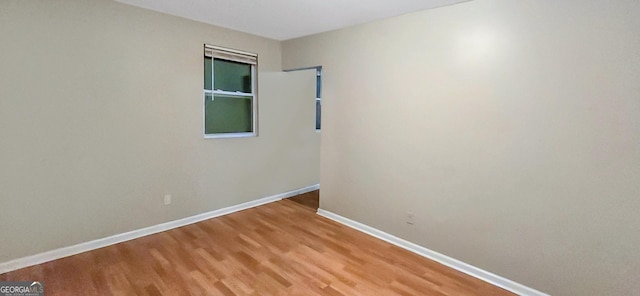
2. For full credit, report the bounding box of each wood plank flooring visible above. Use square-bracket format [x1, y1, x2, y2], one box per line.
[0, 198, 514, 295]
[287, 190, 319, 210]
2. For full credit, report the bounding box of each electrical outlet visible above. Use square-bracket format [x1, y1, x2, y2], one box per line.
[164, 194, 172, 205]
[406, 211, 414, 225]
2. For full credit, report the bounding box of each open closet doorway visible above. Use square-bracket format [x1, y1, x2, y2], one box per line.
[283, 66, 322, 210]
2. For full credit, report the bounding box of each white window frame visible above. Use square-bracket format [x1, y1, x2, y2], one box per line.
[204, 45, 258, 139]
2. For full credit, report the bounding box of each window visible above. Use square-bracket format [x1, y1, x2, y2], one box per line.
[315, 68, 322, 131]
[204, 45, 257, 138]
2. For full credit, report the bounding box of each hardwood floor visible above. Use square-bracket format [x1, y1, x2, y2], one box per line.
[0, 198, 513, 295]
[287, 190, 319, 210]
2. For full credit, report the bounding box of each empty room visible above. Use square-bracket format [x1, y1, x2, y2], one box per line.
[1, 0, 638, 295]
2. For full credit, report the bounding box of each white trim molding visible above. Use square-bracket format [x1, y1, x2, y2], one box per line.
[0, 184, 320, 274]
[316, 209, 549, 296]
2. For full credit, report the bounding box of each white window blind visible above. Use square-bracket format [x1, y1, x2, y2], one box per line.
[204, 45, 257, 65]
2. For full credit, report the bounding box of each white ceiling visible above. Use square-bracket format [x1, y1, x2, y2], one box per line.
[114, 0, 470, 40]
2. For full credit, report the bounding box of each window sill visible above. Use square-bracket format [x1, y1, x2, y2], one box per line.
[204, 132, 256, 139]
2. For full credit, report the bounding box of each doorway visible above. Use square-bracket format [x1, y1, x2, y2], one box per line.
[283, 66, 322, 210]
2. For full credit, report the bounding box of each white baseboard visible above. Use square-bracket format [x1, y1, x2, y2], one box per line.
[0, 184, 320, 274]
[282, 183, 319, 198]
[316, 209, 549, 296]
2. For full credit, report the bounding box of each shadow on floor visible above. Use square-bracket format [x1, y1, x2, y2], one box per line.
[288, 190, 319, 210]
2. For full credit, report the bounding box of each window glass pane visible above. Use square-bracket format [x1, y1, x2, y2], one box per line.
[205, 94, 253, 134]
[316, 74, 321, 98]
[214, 59, 252, 93]
[204, 57, 212, 90]
[316, 100, 321, 130]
